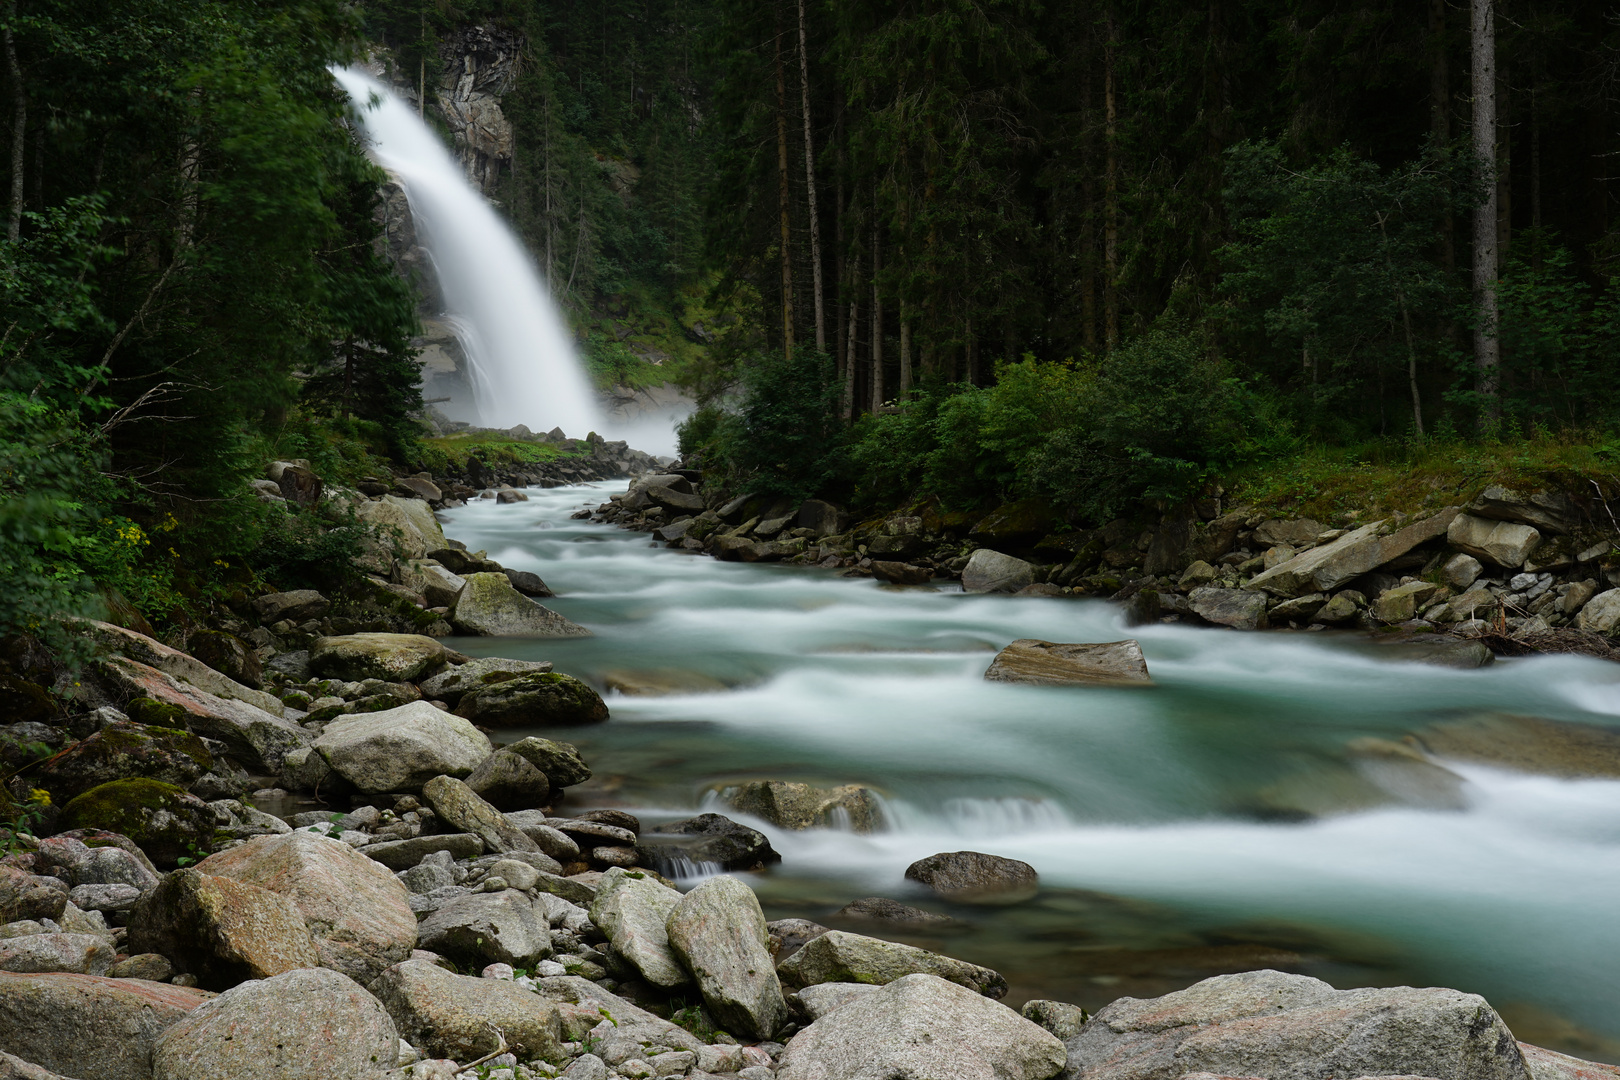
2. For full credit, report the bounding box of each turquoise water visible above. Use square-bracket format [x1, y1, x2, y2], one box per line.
[440, 482, 1620, 1058]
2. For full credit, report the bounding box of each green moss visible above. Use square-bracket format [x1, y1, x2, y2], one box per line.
[125, 697, 189, 727]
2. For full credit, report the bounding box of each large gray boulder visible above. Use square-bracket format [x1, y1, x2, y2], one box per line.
[354, 495, 446, 559]
[504, 737, 592, 788]
[33, 837, 159, 894]
[0, 934, 114, 976]
[77, 620, 286, 716]
[360, 834, 484, 872]
[453, 672, 609, 728]
[983, 639, 1151, 687]
[721, 780, 883, 833]
[1058, 968, 1530, 1080]
[588, 867, 689, 989]
[1189, 587, 1270, 630]
[417, 889, 550, 969]
[962, 549, 1037, 594]
[193, 832, 416, 985]
[1248, 509, 1459, 598]
[905, 850, 1039, 902]
[151, 967, 398, 1080]
[369, 958, 563, 1062]
[420, 775, 543, 856]
[777, 929, 1008, 999]
[450, 572, 592, 637]
[463, 749, 551, 810]
[0, 971, 211, 1080]
[777, 973, 1066, 1080]
[309, 633, 446, 683]
[640, 813, 780, 872]
[126, 869, 319, 992]
[1467, 484, 1578, 534]
[1447, 513, 1542, 569]
[665, 875, 788, 1041]
[529, 974, 704, 1053]
[314, 702, 491, 794]
[1576, 589, 1620, 635]
[417, 657, 554, 703]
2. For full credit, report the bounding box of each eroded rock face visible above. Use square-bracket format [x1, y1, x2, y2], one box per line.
[1057, 968, 1530, 1080]
[722, 780, 883, 833]
[194, 832, 416, 985]
[962, 549, 1037, 594]
[0, 971, 211, 1080]
[369, 958, 563, 1062]
[665, 874, 788, 1041]
[152, 967, 398, 1080]
[906, 850, 1039, 902]
[314, 702, 491, 794]
[776, 973, 1065, 1080]
[127, 868, 319, 991]
[453, 672, 609, 728]
[777, 929, 1008, 999]
[983, 639, 1152, 687]
[1248, 509, 1459, 598]
[588, 867, 689, 989]
[450, 573, 592, 637]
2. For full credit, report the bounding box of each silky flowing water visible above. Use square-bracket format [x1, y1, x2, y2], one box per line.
[440, 481, 1620, 1060]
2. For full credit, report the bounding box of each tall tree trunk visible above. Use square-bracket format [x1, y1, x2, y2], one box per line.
[1530, 84, 1541, 263]
[834, 91, 846, 382]
[870, 221, 882, 412]
[774, 3, 795, 359]
[4, 0, 23, 245]
[1471, 0, 1500, 427]
[1379, 213, 1425, 436]
[1497, 60, 1511, 262]
[1103, 8, 1120, 352]
[796, 0, 825, 351]
[898, 299, 912, 399]
[842, 248, 859, 421]
[176, 88, 202, 250]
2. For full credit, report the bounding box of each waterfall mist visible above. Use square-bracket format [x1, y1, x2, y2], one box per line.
[333, 66, 603, 437]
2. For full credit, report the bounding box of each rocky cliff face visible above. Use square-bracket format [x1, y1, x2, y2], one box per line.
[383, 24, 520, 195]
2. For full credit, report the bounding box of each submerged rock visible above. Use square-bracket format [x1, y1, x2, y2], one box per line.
[777, 929, 1008, 999]
[834, 897, 955, 927]
[905, 850, 1039, 902]
[450, 572, 592, 637]
[721, 780, 883, 833]
[983, 639, 1152, 687]
[1413, 714, 1620, 778]
[641, 813, 780, 872]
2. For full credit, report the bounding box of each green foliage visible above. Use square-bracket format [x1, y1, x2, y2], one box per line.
[691, 348, 846, 500]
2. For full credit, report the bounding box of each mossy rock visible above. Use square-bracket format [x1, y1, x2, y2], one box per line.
[453, 672, 610, 729]
[59, 777, 216, 868]
[36, 720, 212, 803]
[968, 499, 1060, 547]
[187, 629, 263, 689]
[126, 696, 190, 727]
[0, 675, 58, 725]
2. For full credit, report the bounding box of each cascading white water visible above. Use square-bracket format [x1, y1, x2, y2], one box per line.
[332, 67, 602, 435]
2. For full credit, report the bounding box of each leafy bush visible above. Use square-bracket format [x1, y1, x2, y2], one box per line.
[693, 348, 845, 500]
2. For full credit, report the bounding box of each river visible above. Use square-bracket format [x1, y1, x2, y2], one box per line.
[440, 480, 1620, 1061]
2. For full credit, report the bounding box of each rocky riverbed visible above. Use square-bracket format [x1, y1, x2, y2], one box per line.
[3, 457, 1620, 1079]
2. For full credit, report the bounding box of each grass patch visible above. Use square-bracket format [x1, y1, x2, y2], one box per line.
[419, 432, 586, 475]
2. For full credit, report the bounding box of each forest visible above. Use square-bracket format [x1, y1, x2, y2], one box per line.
[4, 0, 1620, 638]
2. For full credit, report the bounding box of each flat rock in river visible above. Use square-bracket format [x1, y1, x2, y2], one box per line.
[777, 929, 1008, 999]
[721, 779, 884, 833]
[983, 639, 1151, 687]
[906, 850, 1039, 902]
[1412, 714, 1620, 778]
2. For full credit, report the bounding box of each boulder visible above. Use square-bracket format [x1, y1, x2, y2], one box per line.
[0, 871, 66, 926]
[1442, 553, 1484, 589]
[77, 620, 285, 716]
[1268, 593, 1326, 623]
[0, 971, 211, 1080]
[588, 867, 689, 989]
[665, 875, 789, 1041]
[797, 500, 845, 536]
[1467, 484, 1578, 534]
[450, 573, 592, 637]
[421, 774, 542, 856]
[983, 639, 1152, 687]
[453, 673, 609, 728]
[1248, 509, 1460, 598]
[33, 835, 158, 892]
[641, 814, 779, 873]
[528, 973, 704, 1053]
[91, 657, 307, 773]
[835, 897, 954, 927]
[309, 634, 446, 683]
[194, 831, 416, 985]
[1057, 968, 1529, 1080]
[360, 834, 484, 872]
[961, 549, 1037, 594]
[68, 884, 141, 914]
[1023, 999, 1089, 1040]
[354, 495, 447, 559]
[722, 780, 883, 833]
[1374, 581, 1440, 623]
[369, 958, 563, 1062]
[418, 657, 554, 703]
[58, 779, 215, 869]
[252, 590, 331, 626]
[127, 868, 319, 991]
[1189, 587, 1270, 630]
[314, 702, 491, 794]
[791, 981, 881, 1021]
[1253, 518, 1326, 546]
[185, 630, 262, 690]
[275, 464, 324, 508]
[0, 934, 115, 976]
[151, 966, 398, 1080]
[870, 561, 932, 586]
[503, 568, 554, 598]
[504, 738, 592, 788]
[1575, 589, 1620, 635]
[0, 1050, 77, 1080]
[777, 929, 1008, 999]
[905, 850, 1038, 902]
[1517, 1042, 1620, 1080]
[418, 889, 550, 969]
[35, 721, 211, 804]
[1447, 513, 1542, 569]
[777, 973, 1063, 1080]
[463, 749, 551, 810]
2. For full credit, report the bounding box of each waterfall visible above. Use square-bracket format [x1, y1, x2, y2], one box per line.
[332, 66, 602, 437]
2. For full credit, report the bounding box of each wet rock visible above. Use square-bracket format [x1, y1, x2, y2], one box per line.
[834, 897, 954, 927]
[602, 668, 728, 696]
[1189, 587, 1270, 631]
[253, 589, 332, 626]
[151, 966, 397, 1080]
[1058, 968, 1529, 1080]
[983, 639, 1152, 687]
[0, 869, 67, 925]
[778, 929, 1008, 999]
[1414, 714, 1620, 778]
[315, 702, 491, 794]
[127, 868, 319, 991]
[362, 834, 485, 872]
[1447, 513, 1542, 569]
[962, 549, 1037, 594]
[0, 971, 211, 1080]
[766, 919, 830, 965]
[777, 973, 1063, 1080]
[905, 850, 1039, 902]
[1249, 509, 1460, 598]
[722, 780, 883, 833]
[588, 867, 689, 989]
[418, 889, 550, 969]
[369, 958, 563, 1062]
[450, 572, 592, 637]
[1575, 588, 1620, 634]
[194, 831, 417, 985]
[58, 779, 215, 869]
[354, 495, 447, 559]
[454, 672, 609, 728]
[463, 749, 551, 810]
[502, 737, 593, 788]
[870, 561, 932, 585]
[417, 657, 553, 703]
[502, 568, 554, 597]
[0, 933, 115, 975]
[35, 720, 211, 803]
[422, 774, 543, 856]
[642, 814, 780, 872]
[1023, 999, 1089, 1040]
[665, 874, 789, 1041]
[309, 633, 446, 683]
